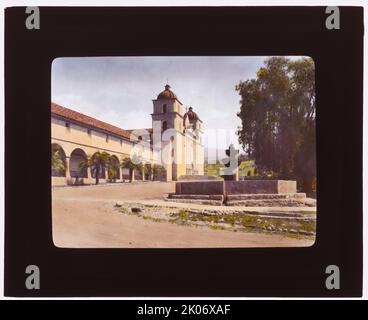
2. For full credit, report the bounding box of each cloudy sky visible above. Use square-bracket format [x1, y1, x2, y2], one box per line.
[51, 56, 277, 153]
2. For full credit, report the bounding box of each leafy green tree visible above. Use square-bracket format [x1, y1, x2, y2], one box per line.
[236, 57, 316, 192]
[79, 151, 110, 185]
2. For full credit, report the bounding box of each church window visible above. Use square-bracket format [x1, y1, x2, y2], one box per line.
[106, 135, 109, 143]
[87, 129, 91, 136]
[163, 104, 167, 113]
[65, 122, 70, 129]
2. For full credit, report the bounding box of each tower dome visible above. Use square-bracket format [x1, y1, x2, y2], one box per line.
[157, 84, 178, 100]
[183, 107, 200, 123]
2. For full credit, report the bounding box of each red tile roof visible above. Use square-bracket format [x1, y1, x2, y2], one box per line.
[51, 102, 134, 140]
[126, 128, 153, 134]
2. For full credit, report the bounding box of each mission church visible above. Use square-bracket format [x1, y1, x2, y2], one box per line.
[51, 84, 205, 186]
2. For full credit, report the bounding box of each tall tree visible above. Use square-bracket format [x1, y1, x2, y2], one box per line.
[236, 57, 316, 192]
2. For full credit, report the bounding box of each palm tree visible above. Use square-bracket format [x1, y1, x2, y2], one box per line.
[121, 155, 143, 182]
[79, 151, 110, 185]
[144, 163, 153, 181]
[152, 164, 166, 181]
[51, 149, 65, 174]
[107, 159, 120, 182]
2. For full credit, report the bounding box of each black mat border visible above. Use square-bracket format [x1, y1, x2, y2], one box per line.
[4, 6, 363, 297]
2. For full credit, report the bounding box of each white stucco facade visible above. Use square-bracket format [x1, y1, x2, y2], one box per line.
[51, 85, 204, 186]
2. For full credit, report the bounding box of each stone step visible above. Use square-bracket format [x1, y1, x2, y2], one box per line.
[165, 198, 223, 206]
[168, 194, 224, 201]
[178, 175, 222, 181]
[226, 198, 316, 207]
[226, 193, 306, 201]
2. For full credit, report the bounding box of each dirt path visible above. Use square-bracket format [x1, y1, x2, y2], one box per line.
[52, 183, 315, 248]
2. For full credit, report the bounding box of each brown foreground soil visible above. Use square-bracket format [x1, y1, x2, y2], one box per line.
[52, 182, 315, 248]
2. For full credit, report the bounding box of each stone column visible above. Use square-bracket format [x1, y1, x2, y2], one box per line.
[141, 167, 145, 181]
[64, 156, 71, 185]
[87, 166, 92, 179]
[65, 157, 71, 179]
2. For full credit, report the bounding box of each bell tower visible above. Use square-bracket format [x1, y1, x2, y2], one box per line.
[151, 84, 184, 181]
[183, 106, 204, 176]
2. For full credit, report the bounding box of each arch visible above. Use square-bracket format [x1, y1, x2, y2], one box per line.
[91, 152, 107, 179]
[51, 143, 66, 177]
[247, 170, 252, 176]
[162, 121, 167, 132]
[69, 148, 88, 178]
[122, 167, 130, 181]
[108, 155, 120, 181]
[134, 168, 142, 180]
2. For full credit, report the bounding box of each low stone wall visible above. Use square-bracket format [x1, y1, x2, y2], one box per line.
[226, 193, 306, 200]
[277, 180, 297, 194]
[175, 180, 296, 196]
[225, 180, 296, 195]
[52, 176, 68, 186]
[175, 180, 224, 195]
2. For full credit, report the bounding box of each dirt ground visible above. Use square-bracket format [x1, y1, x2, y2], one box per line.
[52, 182, 315, 248]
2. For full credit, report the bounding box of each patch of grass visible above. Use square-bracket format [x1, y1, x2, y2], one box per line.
[222, 215, 237, 226]
[117, 207, 129, 214]
[297, 219, 316, 232]
[204, 161, 224, 177]
[169, 210, 192, 226]
[116, 204, 316, 237]
[209, 225, 226, 231]
[285, 232, 302, 239]
[177, 209, 190, 220]
[203, 215, 220, 224]
[239, 215, 258, 227]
